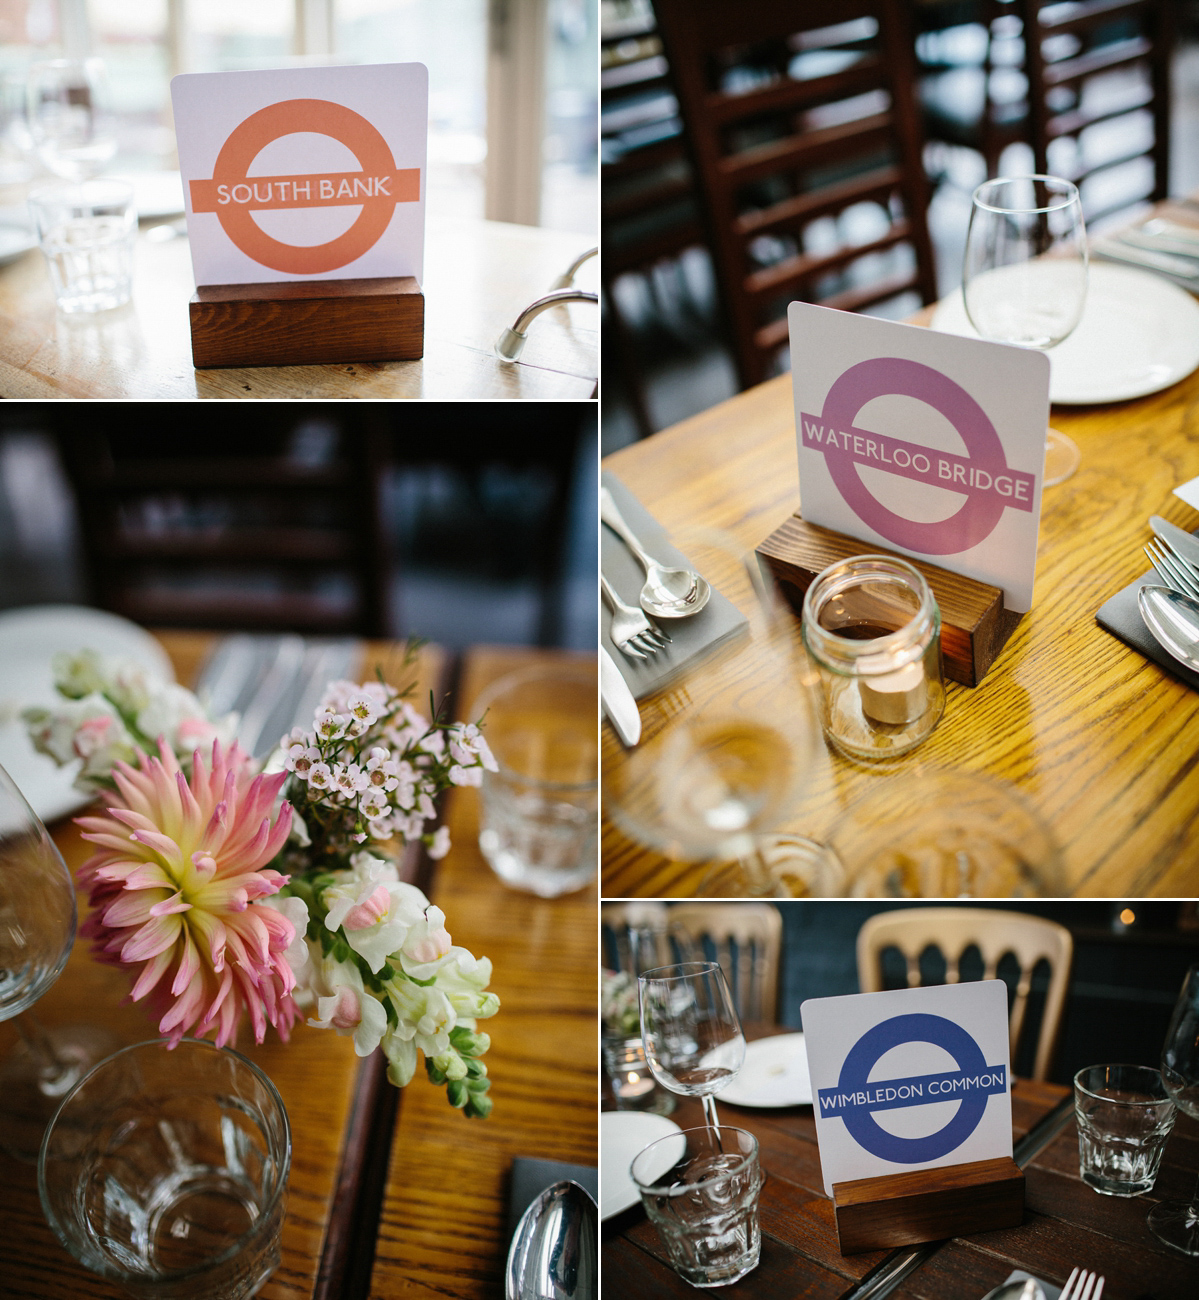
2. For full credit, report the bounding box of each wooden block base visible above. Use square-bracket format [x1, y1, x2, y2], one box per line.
[189, 276, 424, 369]
[833, 1156, 1024, 1254]
[756, 511, 1023, 687]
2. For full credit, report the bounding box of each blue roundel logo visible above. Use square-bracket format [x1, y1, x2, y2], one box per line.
[817, 1013, 1008, 1164]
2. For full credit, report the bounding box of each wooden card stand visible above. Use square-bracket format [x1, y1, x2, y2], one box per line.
[756, 512, 1024, 687]
[189, 276, 424, 369]
[833, 1156, 1024, 1254]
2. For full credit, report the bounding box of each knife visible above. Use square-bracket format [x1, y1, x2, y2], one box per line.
[601, 647, 640, 746]
[1150, 516, 1199, 570]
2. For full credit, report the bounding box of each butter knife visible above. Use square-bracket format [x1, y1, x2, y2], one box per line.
[1150, 515, 1199, 571]
[600, 647, 640, 746]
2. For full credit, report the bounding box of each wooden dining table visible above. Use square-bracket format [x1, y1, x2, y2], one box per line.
[602, 198, 1199, 899]
[0, 208, 597, 400]
[602, 1028, 1199, 1299]
[0, 632, 597, 1299]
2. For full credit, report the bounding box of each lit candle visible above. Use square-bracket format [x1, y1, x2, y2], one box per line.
[860, 660, 928, 725]
[615, 1069, 655, 1100]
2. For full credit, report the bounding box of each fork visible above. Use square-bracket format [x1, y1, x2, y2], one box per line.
[1144, 538, 1199, 600]
[602, 574, 672, 660]
[1059, 1267, 1105, 1300]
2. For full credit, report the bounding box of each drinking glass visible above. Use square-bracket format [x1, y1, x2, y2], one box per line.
[1149, 964, 1199, 1254]
[39, 1038, 291, 1300]
[963, 174, 1088, 486]
[638, 962, 746, 1130]
[0, 759, 114, 1160]
[631, 1125, 763, 1287]
[28, 179, 136, 314]
[605, 527, 838, 898]
[25, 58, 118, 180]
[475, 662, 597, 897]
[1073, 1064, 1176, 1196]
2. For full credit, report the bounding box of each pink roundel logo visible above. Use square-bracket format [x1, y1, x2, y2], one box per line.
[802, 357, 1036, 556]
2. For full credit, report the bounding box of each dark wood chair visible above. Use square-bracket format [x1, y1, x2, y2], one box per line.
[1021, 0, 1173, 225]
[601, 4, 706, 436]
[650, 0, 940, 390]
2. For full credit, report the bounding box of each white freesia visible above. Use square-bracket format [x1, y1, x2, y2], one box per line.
[305, 951, 388, 1057]
[259, 893, 310, 981]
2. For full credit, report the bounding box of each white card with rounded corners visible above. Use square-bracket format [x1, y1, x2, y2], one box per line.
[800, 981, 1013, 1197]
[171, 63, 427, 287]
[789, 302, 1050, 612]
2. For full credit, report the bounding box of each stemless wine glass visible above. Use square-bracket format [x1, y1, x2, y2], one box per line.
[638, 962, 746, 1130]
[963, 174, 1088, 487]
[0, 759, 114, 1159]
[1148, 964, 1199, 1255]
[25, 58, 118, 181]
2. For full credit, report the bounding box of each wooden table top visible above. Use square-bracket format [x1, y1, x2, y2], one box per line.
[0, 634, 597, 1300]
[602, 1030, 1199, 1300]
[602, 213, 1199, 898]
[0, 213, 596, 400]
[369, 645, 599, 1300]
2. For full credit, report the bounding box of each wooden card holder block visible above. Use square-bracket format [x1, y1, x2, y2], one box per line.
[189, 276, 424, 369]
[833, 1156, 1025, 1254]
[756, 512, 1024, 687]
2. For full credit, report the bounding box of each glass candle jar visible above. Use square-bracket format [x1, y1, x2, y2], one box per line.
[602, 1034, 675, 1114]
[801, 555, 945, 760]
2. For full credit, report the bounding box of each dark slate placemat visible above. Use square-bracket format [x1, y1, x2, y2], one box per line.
[505, 1157, 598, 1245]
[1096, 561, 1199, 692]
[601, 472, 748, 700]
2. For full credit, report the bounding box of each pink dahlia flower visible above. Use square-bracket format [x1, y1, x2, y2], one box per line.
[76, 738, 298, 1048]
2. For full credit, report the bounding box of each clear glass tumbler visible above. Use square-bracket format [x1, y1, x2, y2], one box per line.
[631, 1125, 763, 1288]
[476, 662, 597, 897]
[801, 555, 945, 760]
[1074, 1064, 1176, 1197]
[28, 178, 136, 312]
[39, 1039, 291, 1300]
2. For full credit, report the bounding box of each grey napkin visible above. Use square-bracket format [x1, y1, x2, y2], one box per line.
[1095, 553, 1199, 693]
[601, 472, 748, 700]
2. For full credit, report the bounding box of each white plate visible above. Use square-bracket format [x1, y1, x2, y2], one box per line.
[0, 606, 174, 824]
[930, 261, 1199, 405]
[0, 223, 37, 267]
[718, 1033, 812, 1108]
[600, 1110, 681, 1220]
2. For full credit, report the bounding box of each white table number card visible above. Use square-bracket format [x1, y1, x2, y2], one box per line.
[801, 981, 1013, 1196]
[788, 302, 1050, 612]
[172, 63, 428, 288]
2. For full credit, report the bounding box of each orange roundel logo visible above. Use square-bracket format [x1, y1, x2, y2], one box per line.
[188, 98, 420, 275]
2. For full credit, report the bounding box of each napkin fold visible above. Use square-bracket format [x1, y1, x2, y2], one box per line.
[505, 1157, 599, 1245]
[996, 1270, 1062, 1300]
[601, 472, 748, 700]
[1095, 558, 1199, 693]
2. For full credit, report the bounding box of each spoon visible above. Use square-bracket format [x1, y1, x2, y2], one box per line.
[505, 1179, 597, 1300]
[1138, 584, 1199, 672]
[600, 487, 711, 619]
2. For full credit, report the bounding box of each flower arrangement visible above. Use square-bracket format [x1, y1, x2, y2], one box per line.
[601, 969, 641, 1038]
[27, 648, 500, 1118]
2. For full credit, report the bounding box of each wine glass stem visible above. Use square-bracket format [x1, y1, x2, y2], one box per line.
[701, 1093, 721, 1132]
[15, 1012, 77, 1092]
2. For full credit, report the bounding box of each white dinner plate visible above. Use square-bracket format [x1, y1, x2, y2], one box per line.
[930, 261, 1199, 405]
[600, 1110, 681, 1220]
[0, 606, 174, 823]
[718, 1033, 813, 1108]
[0, 223, 37, 267]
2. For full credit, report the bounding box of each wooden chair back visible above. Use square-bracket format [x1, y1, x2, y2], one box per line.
[856, 906, 1073, 1080]
[601, 901, 673, 975]
[669, 902, 782, 1024]
[1020, 0, 1173, 223]
[651, 0, 939, 389]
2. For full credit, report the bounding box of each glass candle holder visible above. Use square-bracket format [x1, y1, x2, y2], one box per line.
[602, 1034, 674, 1114]
[801, 555, 945, 760]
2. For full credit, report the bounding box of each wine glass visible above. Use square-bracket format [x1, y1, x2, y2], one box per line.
[25, 58, 118, 181]
[1148, 964, 1199, 1255]
[0, 760, 113, 1160]
[638, 962, 746, 1131]
[604, 527, 841, 898]
[963, 174, 1088, 487]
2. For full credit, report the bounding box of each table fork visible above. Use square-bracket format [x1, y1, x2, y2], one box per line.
[602, 574, 671, 660]
[1059, 1267, 1104, 1300]
[1144, 538, 1199, 600]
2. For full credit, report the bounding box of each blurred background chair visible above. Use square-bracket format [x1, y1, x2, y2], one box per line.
[856, 905, 1073, 1080]
[601, 901, 673, 974]
[669, 902, 782, 1024]
[646, 0, 939, 390]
